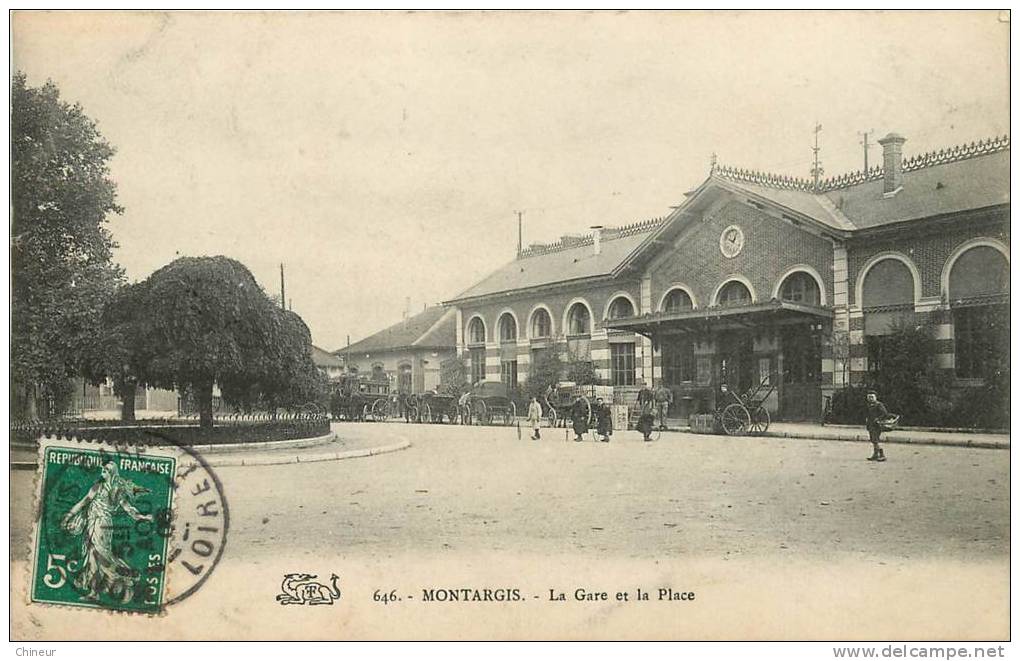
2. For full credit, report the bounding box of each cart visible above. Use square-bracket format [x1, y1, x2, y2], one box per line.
[714, 375, 775, 436]
[330, 374, 394, 422]
[464, 381, 518, 426]
[408, 391, 461, 424]
[540, 382, 596, 429]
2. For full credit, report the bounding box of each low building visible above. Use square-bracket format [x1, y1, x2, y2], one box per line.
[445, 133, 1009, 423]
[336, 306, 457, 395]
[311, 345, 345, 381]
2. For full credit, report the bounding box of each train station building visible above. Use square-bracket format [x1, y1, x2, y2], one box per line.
[444, 133, 1009, 423]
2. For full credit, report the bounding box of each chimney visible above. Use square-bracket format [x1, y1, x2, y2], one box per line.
[878, 132, 907, 196]
[403, 296, 410, 321]
[590, 225, 603, 255]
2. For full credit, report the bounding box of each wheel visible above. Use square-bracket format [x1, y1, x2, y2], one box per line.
[749, 406, 770, 434]
[420, 402, 432, 423]
[576, 395, 594, 428]
[503, 401, 517, 426]
[361, 404, 370, 421]
[547, 408, 558, 428]
[371, 399, 389, 422]
[720, 403, 751, 436]
[473, 399, 488, 425]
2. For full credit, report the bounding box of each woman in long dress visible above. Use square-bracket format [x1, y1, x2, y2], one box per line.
[61, 462, 153, 603]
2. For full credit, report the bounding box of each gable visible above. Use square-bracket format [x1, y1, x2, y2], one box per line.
[646, 198, 834, 310]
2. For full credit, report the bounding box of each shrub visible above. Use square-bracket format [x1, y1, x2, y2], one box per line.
[525, 352, 563, 400]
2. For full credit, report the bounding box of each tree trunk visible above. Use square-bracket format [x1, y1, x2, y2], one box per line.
[197, 380, 215, 431]
[120, 378, 137, 422]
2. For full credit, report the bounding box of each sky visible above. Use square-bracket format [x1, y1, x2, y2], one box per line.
[11, 10, 1010, 351]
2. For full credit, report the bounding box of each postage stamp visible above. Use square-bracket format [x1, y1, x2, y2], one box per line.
[30, 437, 177, 614]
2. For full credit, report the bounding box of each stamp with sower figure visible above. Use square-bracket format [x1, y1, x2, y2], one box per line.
[31, 438, 177, 614]
[29, 434, 229, 615]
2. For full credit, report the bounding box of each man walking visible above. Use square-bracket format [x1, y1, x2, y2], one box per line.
[594, 397, 613, 443]
[653, 382, 673, 431]
[865, 390, 891, 462]
[527, 396, 543, 440]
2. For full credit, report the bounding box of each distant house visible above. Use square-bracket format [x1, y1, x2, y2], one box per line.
[311, 344, 345, 381]
[337, 306, 457, 395]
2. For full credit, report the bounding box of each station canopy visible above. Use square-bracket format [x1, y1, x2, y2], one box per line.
[602, 300, 833, 338]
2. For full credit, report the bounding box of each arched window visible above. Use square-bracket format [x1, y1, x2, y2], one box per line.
[498, 313, 517, 343]
[717, 281, 752, 308]
[398, 364, 412, 394]
[779, 272, 821, 305]
[861, 258, 916, 374]
[949, 246, 1010, 379]
[607, 296, 635, 320]
[948, 246, 1009, 303]
[862, 259, 914, 309]
[662, 289, 694, 313]
[467, 317, 486, 345]
[567, 303, 591, 336]
[530, 308, 552, 339]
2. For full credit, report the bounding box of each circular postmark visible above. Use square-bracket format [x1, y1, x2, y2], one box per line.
[33, 433, 228, 612]
[163, 440, 229, 606]
[719, 224, 745, 258]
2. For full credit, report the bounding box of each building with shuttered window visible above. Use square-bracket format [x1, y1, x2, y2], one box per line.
[444, 133, 1009, 422]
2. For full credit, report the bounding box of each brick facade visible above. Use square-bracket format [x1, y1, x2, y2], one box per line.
[647, 200, 834, 309]
[456, 280, 646, 387]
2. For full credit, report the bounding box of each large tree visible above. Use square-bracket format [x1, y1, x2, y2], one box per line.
[11, 72, 124, 418]
[139, 255, 320, 429]
[220, 306, 326, 414]
[83, 281, 151, 421]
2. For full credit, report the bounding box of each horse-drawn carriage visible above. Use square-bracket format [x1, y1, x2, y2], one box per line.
[714, 375, 775, 435]
[540, 382, 597, 429]
[330, 374, 396, 422]
[461, 381, 517, 426]
[406, 390, 460, 423]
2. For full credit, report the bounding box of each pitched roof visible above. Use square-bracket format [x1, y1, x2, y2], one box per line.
[311, 345, 344, 368]
[711, 135, 1009, 231]
[338, 306, 456, 355]
[447, 218, 664, 302]
[448, 134, 1008, 305]
[821, 149, 1009, 229]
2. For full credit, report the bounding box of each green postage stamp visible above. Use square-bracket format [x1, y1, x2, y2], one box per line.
[30, 437, 177, 614]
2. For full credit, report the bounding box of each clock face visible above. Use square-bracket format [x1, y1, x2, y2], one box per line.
[719, 225, 745, 258]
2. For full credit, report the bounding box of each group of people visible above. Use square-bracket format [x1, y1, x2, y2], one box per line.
[523, 380, 898, 462]
[525, 395, 615, 442]
[524, 381, 674, 443]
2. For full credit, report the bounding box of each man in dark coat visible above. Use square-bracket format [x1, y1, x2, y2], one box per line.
[636, 382, 655, 441]
[571, 398, 589, 442]
[637, 399, 655, 442]
[864, 390, 890, 462]
[594, 397, 613, 443]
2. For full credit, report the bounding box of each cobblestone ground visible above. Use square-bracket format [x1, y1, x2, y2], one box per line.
[9, 422, 1009, 640]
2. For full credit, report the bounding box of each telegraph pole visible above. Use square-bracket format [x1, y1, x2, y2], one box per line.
[810, 123, 824, 191]
[279, 263, 286, 310]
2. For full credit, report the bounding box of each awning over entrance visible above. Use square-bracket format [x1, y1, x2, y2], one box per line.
[603, 300, 833, 337]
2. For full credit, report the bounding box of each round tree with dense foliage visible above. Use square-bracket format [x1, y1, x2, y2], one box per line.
[139, 256, 318, 429]
[11, 72, 124, 417]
